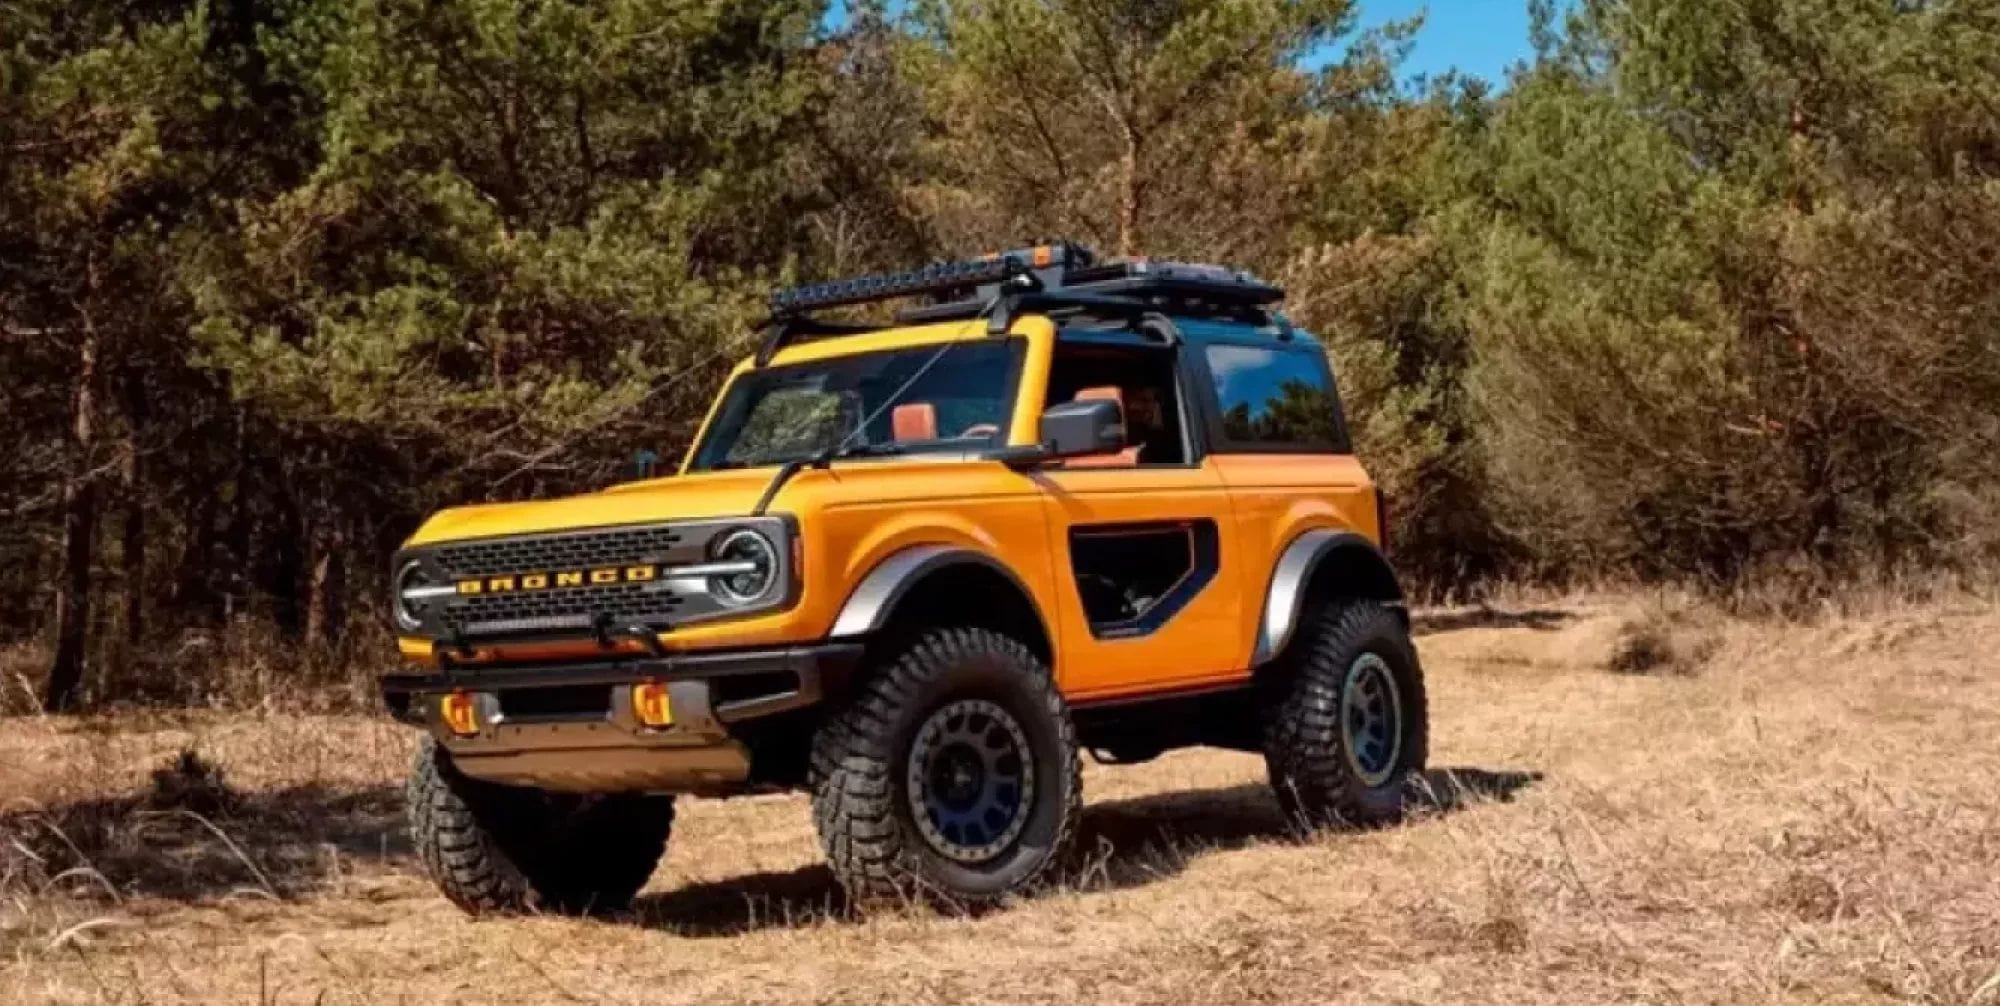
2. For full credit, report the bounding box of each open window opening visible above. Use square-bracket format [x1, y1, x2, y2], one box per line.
[1044, 342, 1190, 466]
[1068, 520, 1220, 638]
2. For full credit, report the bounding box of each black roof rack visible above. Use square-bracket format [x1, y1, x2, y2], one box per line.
[755, 241, 1286, 365]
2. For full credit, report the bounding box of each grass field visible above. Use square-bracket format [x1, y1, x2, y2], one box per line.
[2, 593, 1996, 1004]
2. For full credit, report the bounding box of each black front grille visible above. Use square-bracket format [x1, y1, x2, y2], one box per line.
[399, 518, 793, 641]
[443, 581, 684, 637]
[431, 525, 684, 579]
[423, 522, 694, 638]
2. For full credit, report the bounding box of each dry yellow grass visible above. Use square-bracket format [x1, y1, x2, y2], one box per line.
[2, 593, 1997, 1004]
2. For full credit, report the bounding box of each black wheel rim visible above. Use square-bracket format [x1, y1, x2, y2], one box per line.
[1340, 652, 1404, 788]
[905, 698, 1036, 863]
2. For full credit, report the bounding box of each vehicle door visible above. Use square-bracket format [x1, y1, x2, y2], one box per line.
[1029, 328, 1251, 700]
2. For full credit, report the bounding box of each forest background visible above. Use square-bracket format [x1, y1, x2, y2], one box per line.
[3, 0, 1996, 709]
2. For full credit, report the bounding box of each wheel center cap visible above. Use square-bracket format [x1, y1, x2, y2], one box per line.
[1340, 652, 1405, 788]
[906, 698, 1038, 864]
[931, 745, 985, 809]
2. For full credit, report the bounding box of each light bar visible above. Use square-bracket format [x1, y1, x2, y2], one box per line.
[768, 243, 1091, 315]
[770, 258, 1015, 315]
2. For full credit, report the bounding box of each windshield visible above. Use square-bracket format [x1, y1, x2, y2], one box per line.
[688, 339, 1023, 471]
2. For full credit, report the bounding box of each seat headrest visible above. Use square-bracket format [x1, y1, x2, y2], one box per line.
[1073, 386, 1125, 409]
[891, 402, 938, 442]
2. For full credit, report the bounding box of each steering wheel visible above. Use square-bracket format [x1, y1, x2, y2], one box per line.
[959, 423, 1001, 440]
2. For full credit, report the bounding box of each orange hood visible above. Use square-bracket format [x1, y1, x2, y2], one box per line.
[403, 468, 782, 547]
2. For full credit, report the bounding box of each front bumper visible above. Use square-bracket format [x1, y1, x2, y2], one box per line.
[380, 642, 861, 793]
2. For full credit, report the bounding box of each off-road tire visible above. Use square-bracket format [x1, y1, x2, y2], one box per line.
[1262, 598, 1428, 831]
[406, 738, 675, 916]
[809, 626, 1081, 909]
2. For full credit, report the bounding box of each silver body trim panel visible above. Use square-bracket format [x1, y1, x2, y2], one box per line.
[1253, 529, 1401, 666]
[829, 545, 960, 638]
[451, 740, 753, 793]
[828, 545, 1047, 642]
[1255, 529, 1342, 665]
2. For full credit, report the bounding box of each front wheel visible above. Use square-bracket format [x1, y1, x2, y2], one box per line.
[809, 626, 1081, 908]
[406, 738, 675, 915]
[1262, 599, 1429, 830]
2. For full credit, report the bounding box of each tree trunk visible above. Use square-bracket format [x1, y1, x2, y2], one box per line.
[270, 482, 304, 637]
[47, 326, 101, 712]
[1117, 123, 1141, 257]
[219, 408, 252, 621]
[306, 517, 347, 647]
[120, 367, 147, 649]
[172, 488, 218, 616]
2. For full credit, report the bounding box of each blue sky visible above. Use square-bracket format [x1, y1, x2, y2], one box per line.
[824, 1, 1546, 86]
[1339, 1, 1543, 84]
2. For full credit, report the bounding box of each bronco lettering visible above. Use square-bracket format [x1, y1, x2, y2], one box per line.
[453, 565, 658, 595]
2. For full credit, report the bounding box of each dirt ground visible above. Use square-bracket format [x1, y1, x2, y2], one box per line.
[2, 594, 1997, 1004]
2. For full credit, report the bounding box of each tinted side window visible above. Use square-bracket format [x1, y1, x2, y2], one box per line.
[1204, 344, 1348, 452]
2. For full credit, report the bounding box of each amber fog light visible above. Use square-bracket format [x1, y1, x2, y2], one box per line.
[439, 691, 480, 736]
[632, 681, 674, 728]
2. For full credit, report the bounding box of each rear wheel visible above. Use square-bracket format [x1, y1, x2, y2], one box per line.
[809, 626, 1081, 908]
[1262, 599, 1428, 830]
[406, 738, 674, 915]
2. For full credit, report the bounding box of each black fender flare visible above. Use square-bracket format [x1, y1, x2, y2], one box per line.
[1252, 529, 1403, 666]
[828, 545, 1050, 643]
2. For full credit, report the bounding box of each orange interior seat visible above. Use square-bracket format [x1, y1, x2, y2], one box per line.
[891, 402, 938, 442]
[1064, 386, 1141, 467]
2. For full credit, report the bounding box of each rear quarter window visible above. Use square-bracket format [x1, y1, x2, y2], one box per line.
[1203, 343, 1351, 453]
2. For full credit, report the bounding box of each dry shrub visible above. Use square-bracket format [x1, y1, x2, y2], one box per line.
[1767, 868, 1845, 923]
[147, 748, 238, 817]
[1465, 173, 2000, 592]
[1780, 186, 2000, 565]
[1472, 856, 1532, 954]
[1607, 597, 1720, 675]
[1720, 555, 2000, 621]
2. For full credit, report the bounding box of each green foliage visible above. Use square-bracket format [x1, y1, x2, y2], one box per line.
[189, 0, 821, 494]
[1457, 0, 2000, 581]
[4, 0, 1999, 699]
[905, 0, 1354, 260]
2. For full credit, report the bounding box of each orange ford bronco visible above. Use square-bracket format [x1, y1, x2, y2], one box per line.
[383, 243, 1425, 914]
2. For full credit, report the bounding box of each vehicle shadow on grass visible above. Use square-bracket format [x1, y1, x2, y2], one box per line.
[0, 780, 410, 904]
[628, 765, 1541, 938]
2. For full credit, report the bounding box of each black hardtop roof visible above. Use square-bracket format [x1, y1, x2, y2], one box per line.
[755, 242, 1293, 365]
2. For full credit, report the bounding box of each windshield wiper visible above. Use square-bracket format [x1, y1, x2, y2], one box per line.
[815, 441, 907, 463]
[751, 442, 909, 515]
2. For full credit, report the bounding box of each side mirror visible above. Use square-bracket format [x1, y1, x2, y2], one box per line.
[1039, 399, 1125, 458]
[986, 399, 1127, 470]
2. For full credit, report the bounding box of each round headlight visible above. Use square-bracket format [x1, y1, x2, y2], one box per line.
[394, 560, 433, 632]
[709, 529, 778, 606]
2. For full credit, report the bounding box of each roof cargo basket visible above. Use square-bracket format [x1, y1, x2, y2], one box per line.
[756, 242, 1286, 365]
